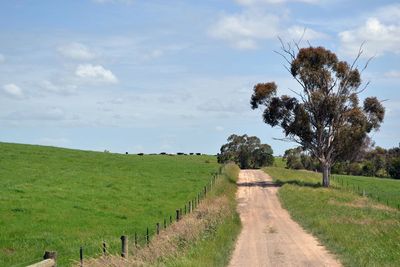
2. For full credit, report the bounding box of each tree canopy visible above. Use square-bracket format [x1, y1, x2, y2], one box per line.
[250, 44, 385, 187]
[217, 134, 274, 169]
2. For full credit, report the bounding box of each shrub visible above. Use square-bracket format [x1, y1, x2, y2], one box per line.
[387, 157, 400, 179]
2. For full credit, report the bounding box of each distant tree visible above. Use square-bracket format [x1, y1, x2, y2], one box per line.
[283, 146, 320, 171]
[250, 43, 385, 187]
[283, 147, 304, 169]
[346, 162, 363, 176]
[218, 134, 274, 169]
[364, 146, 387, 177]
[386, 147, 400, 179]
[387, 158, 400, 179]
[387, 147, 400, 158]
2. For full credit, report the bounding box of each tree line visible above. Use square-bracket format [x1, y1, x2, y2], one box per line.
[283, 145, 400, 179]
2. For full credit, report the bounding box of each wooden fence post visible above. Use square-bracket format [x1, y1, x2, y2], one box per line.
[176, 209, 180, 221]
[134, 232, 138, 247]
[102, 241, 107, 255]
[121, 235, 128, 258]
[146, 228, 149, 245]
[156, 223, 160, 235]
[80, 247, 83, 267]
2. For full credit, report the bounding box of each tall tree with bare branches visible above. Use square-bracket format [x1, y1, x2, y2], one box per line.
[250, 43, 385, 187]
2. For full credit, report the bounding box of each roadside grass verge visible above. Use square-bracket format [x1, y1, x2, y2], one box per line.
[266, 166, 400, 209]
[82, 163, 241, 266]
[0, 142, 219, 266]
[264, 166, 400, 267]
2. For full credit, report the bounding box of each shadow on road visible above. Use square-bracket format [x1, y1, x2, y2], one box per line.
[237, 181, 280, 188]
[274, 179, 322, 188]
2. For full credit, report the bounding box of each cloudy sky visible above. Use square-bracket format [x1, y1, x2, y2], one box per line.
[0, 0, 399, 155]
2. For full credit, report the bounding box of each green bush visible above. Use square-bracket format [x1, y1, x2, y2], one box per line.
[387, 157, 400, 179]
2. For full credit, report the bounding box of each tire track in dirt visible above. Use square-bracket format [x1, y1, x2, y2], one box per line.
[229, 170, 341, 267]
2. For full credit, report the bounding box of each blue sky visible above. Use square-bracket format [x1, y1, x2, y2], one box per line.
[0, 0, 399, 155]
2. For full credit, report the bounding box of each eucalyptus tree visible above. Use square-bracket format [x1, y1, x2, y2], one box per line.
[250, 44, 385, 187]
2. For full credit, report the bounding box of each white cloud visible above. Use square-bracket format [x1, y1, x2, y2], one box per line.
[110, 98, 124, 104]
[209, 10, 281, 49]
[375, 4, 400, 23]
[3, 83, 24, 99]
[235, 0, 319, 5]
[5, 107, 65, 121]
[39, 80, 77, 95]
[0, 54, 4, 63]
[58, 42, 96, 60]
[92, 0, 133, 4]
[384, 70, 400, 78]
[75, 64, 118, 83]
[287, 26, 327, 41]
[215, 126, 224, 132]
[209, 2, 326, 50]
[339, 14, 400, 57]
[143, 49, 164, 60]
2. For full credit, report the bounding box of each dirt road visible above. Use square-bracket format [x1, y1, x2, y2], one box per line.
[229, 170, 341, 267]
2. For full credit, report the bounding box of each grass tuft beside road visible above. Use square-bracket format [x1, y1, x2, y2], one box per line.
[265, 166, 400, 267]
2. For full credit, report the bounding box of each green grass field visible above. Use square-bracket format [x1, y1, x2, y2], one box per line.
[0, 142, 219, 266]
[332, 174, 400, 209]
[265, 166, 400, 267]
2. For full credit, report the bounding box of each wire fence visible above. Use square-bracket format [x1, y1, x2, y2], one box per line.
[331, 174, 400, 210]
[16, 168, 223, 267]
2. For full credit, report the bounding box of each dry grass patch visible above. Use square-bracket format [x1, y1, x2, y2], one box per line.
[328, 197, 397, 212]
[335, 217, 398, 226]
[80, 196, 231, 266]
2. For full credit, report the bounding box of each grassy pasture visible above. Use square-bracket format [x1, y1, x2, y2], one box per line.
[0, 142, 218, 266]
[265, 166, 400, 266]
[332, 174, 400, 209]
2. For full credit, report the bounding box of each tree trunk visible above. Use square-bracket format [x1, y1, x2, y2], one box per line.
[322, 164, 330, 187]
